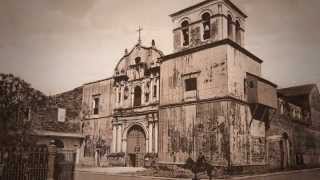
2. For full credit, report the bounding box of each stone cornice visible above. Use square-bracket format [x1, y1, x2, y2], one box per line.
[160, 39, 263, 64]
[169, 0, 247, 18]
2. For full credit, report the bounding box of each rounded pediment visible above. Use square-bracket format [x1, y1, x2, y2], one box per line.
[114, 42, 163, 79]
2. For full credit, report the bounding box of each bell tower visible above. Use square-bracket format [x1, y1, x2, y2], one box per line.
[170, 0, 247, 52]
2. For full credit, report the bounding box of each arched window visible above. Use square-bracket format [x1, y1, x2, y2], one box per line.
[134, 86, 142, 106]
[181, 20, 190, 46]
[235, 20, 241, 44]
[227, 15, 233, 39]
[202, 13, 211, 40]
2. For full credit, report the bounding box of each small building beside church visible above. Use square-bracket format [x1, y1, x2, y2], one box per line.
[78, 0, 320, 172]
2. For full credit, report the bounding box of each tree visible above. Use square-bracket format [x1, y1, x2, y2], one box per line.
[0, 73, 47, 146]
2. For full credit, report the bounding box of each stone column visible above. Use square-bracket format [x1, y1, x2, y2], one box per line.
[141, 83, 145, 105]
[122, 138, 127, 154]
[112, 125, 117, 153]
[120, 86, 124, 106]
[117, 125, 122, 152]
[146, 139, 149, 153]
[156, 79, 160, 101]
[47, 143, 57, 180]
[154, 122, 158, 153]
[118, 86, 122, 106]
[131, 87, 135, 107]
[149, 123, 153, 153]
[75, 148, 80, 164]
[116, 87, 119, 107]
[150, 78, 154, 102]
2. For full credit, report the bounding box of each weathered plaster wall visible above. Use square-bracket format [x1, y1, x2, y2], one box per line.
[225, 45, 265, 167]
[227, 45, 261, 100]
[267, 110, 294, 169]
[310, 87, 320, 131]
[229, 101, 266, 167]
[80, 117, 113, 166]
[159, 100, 265, 167]
[80, 79, 114, 166]
[160, 45, 228, 106]
[82, 79, 114, 118]
[159, 101, 229, 166]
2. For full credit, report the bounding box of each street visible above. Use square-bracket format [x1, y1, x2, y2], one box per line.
[74, 168, 320, 180]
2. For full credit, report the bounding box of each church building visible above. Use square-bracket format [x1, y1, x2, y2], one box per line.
[79, 0, 320, 172]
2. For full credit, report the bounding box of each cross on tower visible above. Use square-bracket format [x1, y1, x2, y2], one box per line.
[137, 25, 143, 44]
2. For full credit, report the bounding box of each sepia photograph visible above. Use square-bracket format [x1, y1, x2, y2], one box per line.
[0, 0, 320, 180]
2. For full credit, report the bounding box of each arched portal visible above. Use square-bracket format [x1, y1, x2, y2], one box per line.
[127, 125, 146, 167]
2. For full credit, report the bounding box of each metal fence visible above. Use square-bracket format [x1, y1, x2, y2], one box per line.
[0, 146, 48, 180]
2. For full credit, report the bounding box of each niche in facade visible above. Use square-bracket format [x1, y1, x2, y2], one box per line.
[134, 86, 142, 106]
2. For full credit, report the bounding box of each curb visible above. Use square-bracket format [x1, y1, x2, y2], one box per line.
[229, 168, 320, 180]
[75, 170, 189, 180]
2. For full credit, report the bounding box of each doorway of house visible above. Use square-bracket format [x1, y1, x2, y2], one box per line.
[127, 125, 146, 167]
[280, 132, 291, 169]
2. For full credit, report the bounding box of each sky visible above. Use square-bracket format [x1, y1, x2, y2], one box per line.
[0, 0, 319, 95]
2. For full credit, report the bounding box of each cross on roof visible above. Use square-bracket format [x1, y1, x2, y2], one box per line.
[137, 25, 143, 44]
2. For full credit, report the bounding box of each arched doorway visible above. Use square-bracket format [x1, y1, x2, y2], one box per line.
[127, 125, 146, 167]
[280, 132, 291, 169]
[134, 86, 142, 107]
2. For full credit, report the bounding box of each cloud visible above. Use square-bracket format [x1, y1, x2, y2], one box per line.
[0, 0, 319, 94]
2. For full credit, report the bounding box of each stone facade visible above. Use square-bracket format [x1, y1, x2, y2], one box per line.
[77, 0, 320, 172]
[79, 78, 114, 166]
[80, 43, 163, 167]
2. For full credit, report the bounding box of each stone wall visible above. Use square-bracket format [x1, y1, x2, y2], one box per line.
[310, 87, 320, 130]
[267, 90, 320, 170]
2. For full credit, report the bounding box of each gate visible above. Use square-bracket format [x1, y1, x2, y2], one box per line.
[0, 146, 48, 180]
[54, 149, 76, 180]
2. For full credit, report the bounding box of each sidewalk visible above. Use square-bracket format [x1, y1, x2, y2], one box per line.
[75, 167, 320, 180]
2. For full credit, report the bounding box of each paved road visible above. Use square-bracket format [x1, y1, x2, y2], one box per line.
[239, 169, 320, 180]
[74, 168, 320, 180]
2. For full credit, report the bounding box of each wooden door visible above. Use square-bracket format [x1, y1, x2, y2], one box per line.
[127, 125, 146, 167]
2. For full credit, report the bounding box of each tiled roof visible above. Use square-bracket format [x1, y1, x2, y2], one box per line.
[278, 84, 316, 97]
